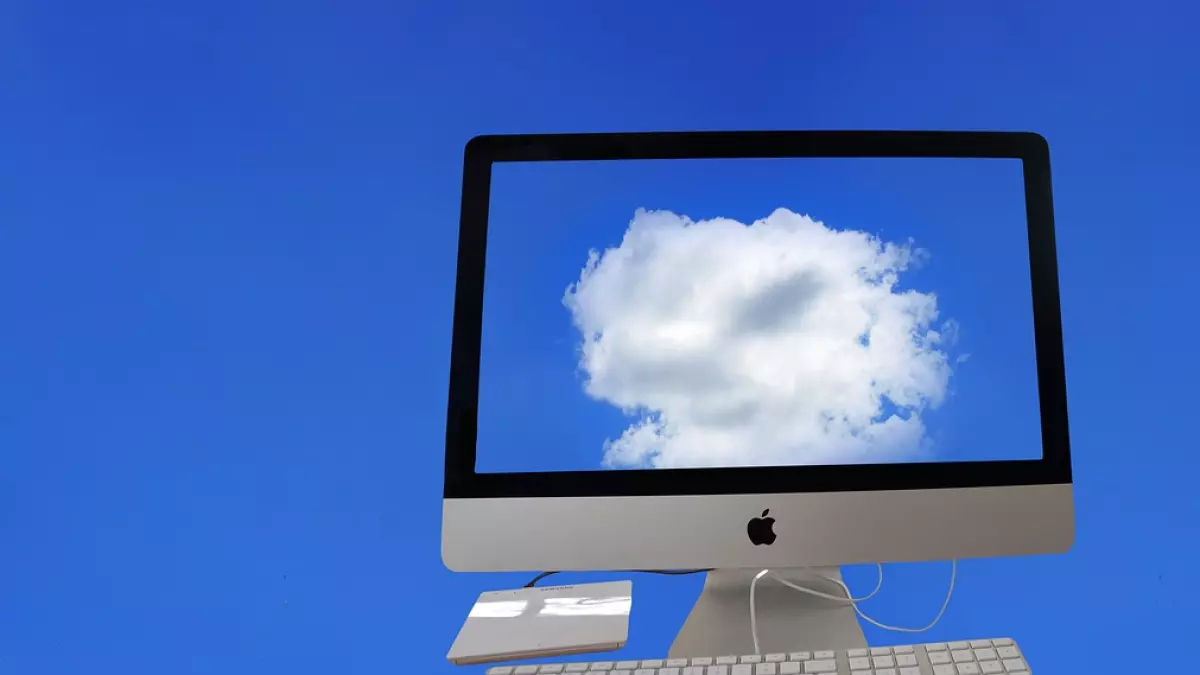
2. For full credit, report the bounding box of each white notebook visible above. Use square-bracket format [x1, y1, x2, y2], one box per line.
[447, 581, 632, 665]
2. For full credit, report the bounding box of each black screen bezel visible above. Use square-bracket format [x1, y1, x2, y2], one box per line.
[445, 131, 1071, 499]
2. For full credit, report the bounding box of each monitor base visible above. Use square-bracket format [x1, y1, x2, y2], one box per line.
[669, 568, 867, 658]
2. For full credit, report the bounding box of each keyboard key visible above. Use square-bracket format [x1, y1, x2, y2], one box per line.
[740, 656, 762, 664]
[731, 665, 753, 675]
[896, 654, 918, 668]
[634, 669, 655, 675]
[706, 666, 728, 675]
[765, 655, 786, 663]
[974, 649, 997, 661]
[949, 642, 971, 650]
[929, 652, 952, 665]
[661, 669, 679, 675]
[894, 646, 915, 655]
[933, 665, 957, 675]
[612, 671, 630, 675]
[995, 647, 1020, 660]
[900, 669, 921, 675]
[992, 638, 1014, 647]
[952, 650, 973, 663]
[980, 662, 1004, 674]
[851, 671, 870, 675]
[642, 661, 665, 669]
[488, 668, 513, 675]
[813, 651, 835, 661]
[804, 661, 837, 673]
[788, 653, 811, 662]
[542, 667, 565, 674]
[849, 657, 871, 670]
[779, 664, 801, 675]
[566, 666, 589, 673]
[1002, 659, 1027, 672]
[848, 649, 868, 658]
[617, 663, 640, 670]
[590, 664, 612, 671]
[717, 657, 739, 666]
[871, 647, 892, 656]
[683, 668, 706, 675]
[874, 656, 895, 669]
[970, 640, 992, 648]
[956, 664, 981, 675]
[691, 659, 713, 667]
[926, 643, 948, 652]
[517, 667, 540, 675]
[876, 669, 897, 675]
[668, 660, 689, 668]
[755, 664, 776, 675]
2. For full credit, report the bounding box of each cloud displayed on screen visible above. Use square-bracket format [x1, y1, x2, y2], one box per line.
[563, 208, 960, 468]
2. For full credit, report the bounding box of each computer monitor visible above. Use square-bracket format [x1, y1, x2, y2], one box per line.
[442, 132, 1073, 586]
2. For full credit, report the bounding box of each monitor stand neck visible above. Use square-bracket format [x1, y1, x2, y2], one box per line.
[669, 567, 867, 658]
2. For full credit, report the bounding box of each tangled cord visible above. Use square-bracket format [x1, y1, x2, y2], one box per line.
[749, 561, 957, 654]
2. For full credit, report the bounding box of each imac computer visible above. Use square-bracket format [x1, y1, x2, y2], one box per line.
[442, 131, 1073, 657]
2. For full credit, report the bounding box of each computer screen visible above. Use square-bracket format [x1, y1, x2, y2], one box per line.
[476, 157, 1042, 473]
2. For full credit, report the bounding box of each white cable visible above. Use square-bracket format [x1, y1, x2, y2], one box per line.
[749, 560, 957, 653]
[771, 564, 885, 603]
[750, 569, 770, 655]
[749, 563, 884, 655]
[850, 560, 956, 633]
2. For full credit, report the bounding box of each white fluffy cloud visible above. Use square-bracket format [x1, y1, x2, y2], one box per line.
[562, 208, 960, 469]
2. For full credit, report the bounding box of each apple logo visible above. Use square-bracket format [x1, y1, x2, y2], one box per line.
[747, 509, 777, 546]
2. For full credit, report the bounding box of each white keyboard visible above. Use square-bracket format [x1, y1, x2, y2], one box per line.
[486, 639, 1030, 675]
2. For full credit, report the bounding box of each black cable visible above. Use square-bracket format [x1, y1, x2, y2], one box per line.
[524, 571, 560, 587]
[524, 568, 713, 588]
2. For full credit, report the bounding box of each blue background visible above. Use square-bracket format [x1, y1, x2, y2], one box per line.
[2, 2, 1198, 673]
[479, 158, 1040, 472]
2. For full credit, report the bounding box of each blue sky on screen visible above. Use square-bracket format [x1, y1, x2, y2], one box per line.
[478, 158, 1041, 472]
